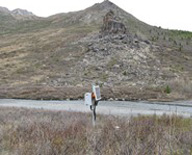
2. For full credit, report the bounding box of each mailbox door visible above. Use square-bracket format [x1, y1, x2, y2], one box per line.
[92, 85, 101, 101]
[84, 93, 92, 106]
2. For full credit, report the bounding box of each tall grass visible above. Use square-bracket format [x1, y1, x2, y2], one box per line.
[0, 107, 192, 155]
[167, 78, 192, 99]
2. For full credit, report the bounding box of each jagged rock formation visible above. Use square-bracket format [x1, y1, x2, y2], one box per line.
[76, 11, 163, 88]
[101, 10, 126, 35]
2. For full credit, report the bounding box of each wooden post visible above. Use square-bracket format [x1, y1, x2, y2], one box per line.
[84, 85, 101, 127]
[91, 105, 96, 126]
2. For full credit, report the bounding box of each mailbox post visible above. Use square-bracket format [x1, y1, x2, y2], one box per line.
[84, 85, 101, 126]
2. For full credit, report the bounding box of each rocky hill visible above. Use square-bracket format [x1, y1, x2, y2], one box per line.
[12, 9, 34, 16]
[0, 0, 192, 101]
[11, 9, 37, 20]
[0, 6, 10, 13]
[0, 6, 36, 20]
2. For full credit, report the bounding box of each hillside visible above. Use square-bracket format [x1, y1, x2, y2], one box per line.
[0, 0, 192, 100]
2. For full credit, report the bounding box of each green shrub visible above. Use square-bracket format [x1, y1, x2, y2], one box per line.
[122, 71, 127, 76]
[165, 85, 171, 94]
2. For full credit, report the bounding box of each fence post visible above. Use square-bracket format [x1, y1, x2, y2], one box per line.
[91, 105, 96, 126]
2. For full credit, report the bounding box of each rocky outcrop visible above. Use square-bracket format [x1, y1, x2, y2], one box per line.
[101, 10, 127, 35]
[12, 9, 34, 16]
[74, 9, 163, 88]
[11, 9, 38, 20]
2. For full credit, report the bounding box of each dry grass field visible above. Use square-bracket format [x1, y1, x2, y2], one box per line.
[0, 107, 192, 155]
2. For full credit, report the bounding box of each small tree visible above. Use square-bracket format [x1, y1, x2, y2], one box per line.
[165, 85, 171, 94]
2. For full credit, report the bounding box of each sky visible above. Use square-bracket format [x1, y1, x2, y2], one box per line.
[0, 0, 192, 31]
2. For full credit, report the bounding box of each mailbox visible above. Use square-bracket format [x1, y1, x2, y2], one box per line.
[84, 85, 101, 126]
[92, 85, 101, 101]
[84, 93, 92, 106]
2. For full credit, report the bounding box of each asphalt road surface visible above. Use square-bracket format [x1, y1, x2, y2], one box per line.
[0, 99, 192, 117]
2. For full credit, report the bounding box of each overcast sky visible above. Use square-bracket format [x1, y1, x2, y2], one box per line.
[0, 0, 192, 31]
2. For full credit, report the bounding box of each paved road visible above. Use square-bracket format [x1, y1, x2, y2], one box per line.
[0, 99, 192, 117]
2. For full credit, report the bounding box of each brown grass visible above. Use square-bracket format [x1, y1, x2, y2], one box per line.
[0, 107, 192, 155]
[0, 85, 165, 101]
[166, 78, 192, 99]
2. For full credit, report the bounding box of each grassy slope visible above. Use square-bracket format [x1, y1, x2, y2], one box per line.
[0, 107, 192, 155]
[0, 1, 192, 100]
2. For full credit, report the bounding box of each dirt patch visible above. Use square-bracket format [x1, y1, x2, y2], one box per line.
[0, 85, 187, 101]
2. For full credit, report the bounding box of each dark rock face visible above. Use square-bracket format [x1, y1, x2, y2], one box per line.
[101, 10, 126, 35]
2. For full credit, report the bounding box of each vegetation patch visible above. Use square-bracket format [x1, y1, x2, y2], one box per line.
[170, 30, 192, 40]
[165, 85, 171, 94]
[0, 107, 192, 155]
